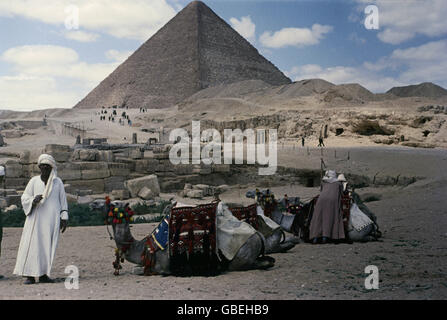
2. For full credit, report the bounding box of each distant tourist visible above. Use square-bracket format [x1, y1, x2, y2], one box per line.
[301, 136, 305, 147]
[318, 136, 325, 147]
[13, 154, 68, 284]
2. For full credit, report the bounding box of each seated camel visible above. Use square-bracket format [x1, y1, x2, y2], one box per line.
[104, 199, 276, 276]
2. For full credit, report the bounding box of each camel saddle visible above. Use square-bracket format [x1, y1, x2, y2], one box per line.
[229, 203, 258, 229]
[168, 202, 219, 276]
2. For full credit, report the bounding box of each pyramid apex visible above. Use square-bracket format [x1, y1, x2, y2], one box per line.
[187, 1, 207, 8]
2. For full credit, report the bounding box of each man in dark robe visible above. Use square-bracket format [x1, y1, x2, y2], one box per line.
[309, 170, 345, 244]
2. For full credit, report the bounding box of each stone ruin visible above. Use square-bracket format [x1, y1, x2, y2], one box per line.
[0, 140, 232, 208]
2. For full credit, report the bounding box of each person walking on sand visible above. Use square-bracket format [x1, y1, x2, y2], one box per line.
[301, 136, 305, 147]
[318, 135, 325, 147]
[13, 154, 68, 284]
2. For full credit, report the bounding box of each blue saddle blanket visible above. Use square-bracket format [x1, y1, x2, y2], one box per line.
[151, 214, 170, 250]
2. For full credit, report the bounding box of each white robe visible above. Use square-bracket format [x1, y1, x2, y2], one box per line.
[13, 176, 68, 277]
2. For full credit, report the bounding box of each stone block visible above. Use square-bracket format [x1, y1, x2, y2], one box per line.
[79, 162, 110, 180]
[45, 144, 71, 153]
[172, 164, 194, 175]
[111, 189, 130, 200]
[109, 163, 131, 176]
[193, 165, 212, 175]
[98, 150, 115, 162]
[79, 149, 99, 161]
[216, 184, 230, 194]
[160, 179, 184, 192]
[19, 149, 44, 164]
[192, 184, 215, 196]
[128, 148, 143, 160]
[0, 189, 18, 197]
[153, 152, 170, 160]
[5, 162, 23, 178]
[156, 160, 175, 172]
[44, 144, 72, 162]
[4, 178, 28, 189]
[135, 159, 159, 173]
[65, 179, 105, 194]
[124, 174, 160, 198]
[186, 190, 203, 199]
[104, 176, 126, 192]
[138, 187, 154, 200]
[57, 162, 82, 180]
[212, 164, 231, 173]
[23, 164, 40, 177]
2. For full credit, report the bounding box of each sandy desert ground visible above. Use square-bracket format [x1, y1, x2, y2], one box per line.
[0, 146, 446, 300]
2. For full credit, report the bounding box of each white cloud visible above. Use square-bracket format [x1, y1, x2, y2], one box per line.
[0, 0, 177, 41]
[105, 49, 133, 63]
[230, 16, 256, 43]
[64, 30, 100, 42]
[259, 24, 333, 48]
[0, 75, 80, 111]
[1, 45, 118, 85]
[2, 45, 78, 67]
[0, 45, 132, 110]
[355, 0, 447, 44]
[388, 40, 447, 85]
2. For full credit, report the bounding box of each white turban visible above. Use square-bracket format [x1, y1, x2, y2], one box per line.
[322, 170, 339, 183]
[337, 173, 348, 191]
[38, 154, 57, 168]
[37, 154, 57, 204]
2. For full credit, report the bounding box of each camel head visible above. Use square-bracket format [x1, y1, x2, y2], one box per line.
[104, 197, 135, 247]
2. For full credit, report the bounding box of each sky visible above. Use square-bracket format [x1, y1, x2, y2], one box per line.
[0, 0, 446, 111]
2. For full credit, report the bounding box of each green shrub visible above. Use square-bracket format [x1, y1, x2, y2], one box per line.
[1, 208, 26, 227]
[67, 203, 105, 226]
[131, 200, 171, 216]
[1, 201, 171, 228]
[1, 204, 105, 228]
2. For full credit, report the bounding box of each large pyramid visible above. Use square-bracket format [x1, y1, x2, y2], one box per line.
[74, 1, 291, 109]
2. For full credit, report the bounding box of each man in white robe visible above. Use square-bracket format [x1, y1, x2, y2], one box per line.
[13, 154, 68, 284]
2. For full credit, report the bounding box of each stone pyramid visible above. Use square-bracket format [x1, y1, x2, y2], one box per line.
[74, 1, 291, 109]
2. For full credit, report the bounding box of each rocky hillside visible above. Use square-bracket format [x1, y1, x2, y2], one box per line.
[387, 82, 447, 98]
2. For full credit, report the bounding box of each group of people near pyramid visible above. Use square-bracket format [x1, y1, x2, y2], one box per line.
[0, 152, 378, 283]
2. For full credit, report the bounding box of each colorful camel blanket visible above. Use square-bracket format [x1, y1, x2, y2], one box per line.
[151, 214, 170, 250]
[171, 202, 257, 262]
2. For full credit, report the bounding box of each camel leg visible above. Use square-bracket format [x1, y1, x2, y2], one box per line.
[228, 233, 275, 271]
[264, 229, 297, 254]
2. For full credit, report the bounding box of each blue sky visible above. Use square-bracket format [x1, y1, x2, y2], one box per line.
[1, 0, 446, 111]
